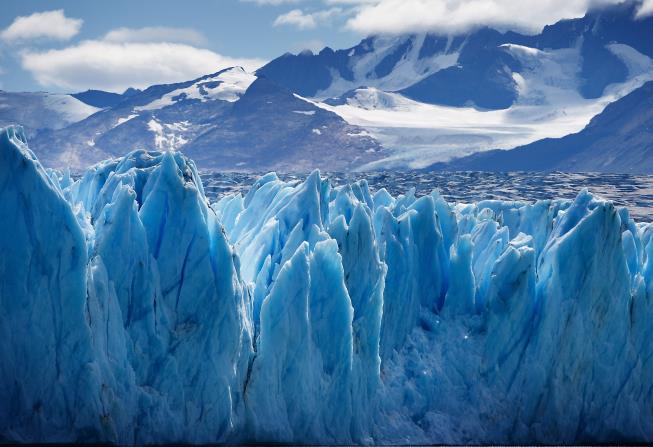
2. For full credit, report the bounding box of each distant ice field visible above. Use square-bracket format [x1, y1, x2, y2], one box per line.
[201, 171, 653, 222]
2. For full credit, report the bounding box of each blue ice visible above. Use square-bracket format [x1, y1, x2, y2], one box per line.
[2, 125, 653, 444]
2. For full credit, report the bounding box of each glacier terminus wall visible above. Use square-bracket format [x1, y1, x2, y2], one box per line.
[1, 125, 653, 444]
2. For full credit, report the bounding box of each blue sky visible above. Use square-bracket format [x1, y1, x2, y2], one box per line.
[2, 0, 651, 93]
[0, 0, 362, 93]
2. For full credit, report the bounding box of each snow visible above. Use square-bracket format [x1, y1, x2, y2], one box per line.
[3, 128, 653, 444]
[293, 110, 316, 115]
[0, 91, 100, 137]
[499, 43, 542, 57]
[312, 128, 322, 135]
[43, 93, 101, 122]
[115, 113, 138, 126]
[135, 67, 256, 111]
[289, 41, 653, 170]
[164, 120, 190, 132]
[310, 43, 653, 169]
[147, 118, 164, 144]
[311, 88, 603, 168]
[147, 118, 188, 150]
[314, 35, 460, 99]
[608, 43, 653, 77]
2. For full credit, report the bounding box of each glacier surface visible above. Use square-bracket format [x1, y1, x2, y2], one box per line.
[2, 125, 653, 444]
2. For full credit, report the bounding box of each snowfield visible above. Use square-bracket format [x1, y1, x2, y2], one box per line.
[2, 125, 653, 444]
[312, 43, 653, 169]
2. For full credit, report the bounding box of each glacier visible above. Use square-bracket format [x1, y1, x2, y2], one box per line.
[2, 124, 653, 444]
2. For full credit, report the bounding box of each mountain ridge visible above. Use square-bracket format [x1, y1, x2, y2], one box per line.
[4, 1, 653, 172]
[258, 2, 652, 109]
[28, 68, 384, 171]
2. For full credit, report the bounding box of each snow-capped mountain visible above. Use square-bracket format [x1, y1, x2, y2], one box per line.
[30, 67, 383, 170]
[258, 34, 461, 101]
[256, 2, 653, 170]
[10, 1, 653, 172]
[259, 2, 653, 108]
[0, 91, 99, 138]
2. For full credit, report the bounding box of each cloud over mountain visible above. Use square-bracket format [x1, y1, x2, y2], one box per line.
[21, 39, 265, 93]
[343, 0, 653, 34]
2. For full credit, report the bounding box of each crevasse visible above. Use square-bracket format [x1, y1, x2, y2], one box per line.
[1, 125, 653, 445]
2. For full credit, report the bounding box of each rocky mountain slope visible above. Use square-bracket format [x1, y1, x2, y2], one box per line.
[30, 68, 382, 171]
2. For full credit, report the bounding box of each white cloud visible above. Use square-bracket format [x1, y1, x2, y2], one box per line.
[103, 26, 207, 46]
[20, 41, 265, 92]
[274, 7, 343, 29]
[323, 0, 378, 4]
[243, 0, 302, 4]
[343, 0, 650, 35]
[1, 10, 82, 43]
[274, 9, 318, 28]
[637, 0, 653, 16]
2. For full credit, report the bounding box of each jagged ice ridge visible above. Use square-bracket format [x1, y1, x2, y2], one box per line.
[1, 125, 653, 444]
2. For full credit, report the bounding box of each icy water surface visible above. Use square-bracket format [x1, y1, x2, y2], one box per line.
[200, 171, 653, 222]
